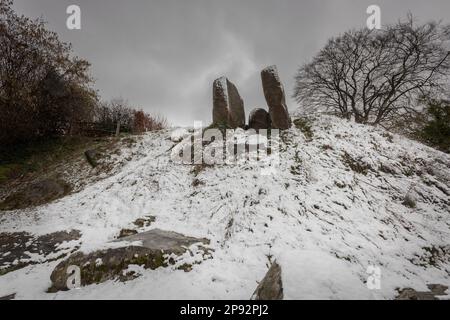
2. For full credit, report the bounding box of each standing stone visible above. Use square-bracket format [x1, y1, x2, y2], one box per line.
[249, 108, 271, 130]
[212, 77, 245, 128]
[261, 66, 291, 129]
[212, 77, 229, 126]
[251, 261, 283, 300]
[226, 79, 245, 128]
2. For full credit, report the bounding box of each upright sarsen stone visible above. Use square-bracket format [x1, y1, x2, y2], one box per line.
[251, 261, 283, 300]
[212, 77, 245, 128]
[212, 77, 229, 125]
[226, 79, 245, 128]
[261, 66, 291, 129]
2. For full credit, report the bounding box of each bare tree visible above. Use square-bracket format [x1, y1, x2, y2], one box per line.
[293, 15, 450, 127]
[94, 98, 167, 134]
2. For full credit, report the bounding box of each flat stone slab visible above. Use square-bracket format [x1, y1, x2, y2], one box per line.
[49, 229, 210, 292]
[118, 229, 209, 254]
[0, 230, 81, 275]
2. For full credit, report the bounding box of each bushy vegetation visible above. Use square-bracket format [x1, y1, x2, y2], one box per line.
[93, 98, 167, 135]
[418, 99, 450, 153]
[0, 0, 166, 150]
[0, 0, 97, 146]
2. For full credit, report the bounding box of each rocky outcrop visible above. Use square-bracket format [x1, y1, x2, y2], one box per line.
[249, 108, 271, 130]
[212, 77, 245, 128]
[49, 229, 210, 292]
[261, 66, 291, 129]
[252, 261, 283, 300]
[395, 284, 448, 300]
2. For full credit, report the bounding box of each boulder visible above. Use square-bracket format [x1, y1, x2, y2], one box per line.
[261, 66, 291, 129]
[249, 108, 271, 130]
[49, 229, 210, 292]
[84, 149, 99, 168]
[252, 261, 283, 300]
[212, 77, 245, 128]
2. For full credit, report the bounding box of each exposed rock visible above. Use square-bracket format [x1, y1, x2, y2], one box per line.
[49, 246, 166, 292]
[0, 293, 16, 300]
[118, 229, 138, 238]
[212, 77, 245, 128]
[84, 149, 99, 168]
[252, 261, 283, 300]
[395, 284, 448, 300]
[428, 284, 448, 295]
[133, 216, 156, 228]
[249, 108, 271, 130]
[0, 178, 71, 210]
[49, 229, 210, 292]
[212, 77, 229, 126]
[192, 178, 205, 187]
[261, 66, 291, 129]
[226, 79, 245, 128]
[402, 193, 417, 208]
[118, 229, 209, 255]
[0, 230, 81, 275]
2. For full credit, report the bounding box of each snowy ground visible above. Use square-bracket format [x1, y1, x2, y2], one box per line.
[0, 115, 449, 299]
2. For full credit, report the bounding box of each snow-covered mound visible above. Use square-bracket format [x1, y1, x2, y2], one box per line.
[0, 115, 449, 299]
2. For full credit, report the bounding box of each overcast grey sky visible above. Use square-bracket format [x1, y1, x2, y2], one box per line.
[12, 0, 450, 126]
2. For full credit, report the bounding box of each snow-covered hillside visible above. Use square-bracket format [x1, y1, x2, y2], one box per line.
[0, 115, 449, 299]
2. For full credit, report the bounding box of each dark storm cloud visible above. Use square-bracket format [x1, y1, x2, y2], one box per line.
[12, 0, 450, 125]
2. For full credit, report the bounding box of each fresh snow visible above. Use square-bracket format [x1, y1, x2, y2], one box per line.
[0, 115, 449, 299]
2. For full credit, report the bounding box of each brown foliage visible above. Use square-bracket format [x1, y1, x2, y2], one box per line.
[0, 0, 97, 146]
[91, 98, 167, 135]
[132, 110, 167, 134]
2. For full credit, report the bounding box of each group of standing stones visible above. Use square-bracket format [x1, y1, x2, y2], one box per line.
[212, 65, 291, 130]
